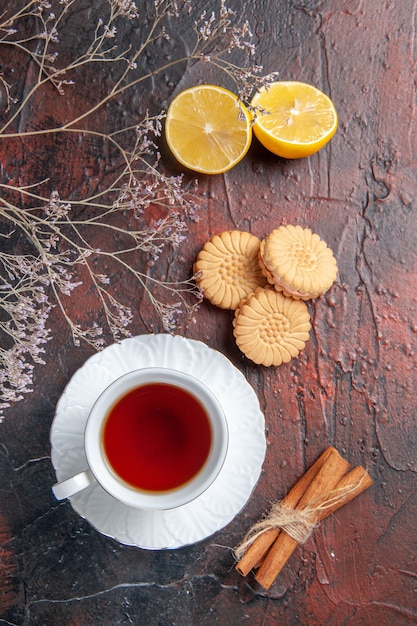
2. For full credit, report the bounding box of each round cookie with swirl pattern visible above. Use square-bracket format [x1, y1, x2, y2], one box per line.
[233, 287, 311, 366]
[259, 225, 338, 300]
[194, 230, 267, 310]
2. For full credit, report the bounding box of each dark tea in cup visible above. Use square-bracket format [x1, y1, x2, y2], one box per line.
[102, 382, 212, 492]
[52, 368, 228, 510]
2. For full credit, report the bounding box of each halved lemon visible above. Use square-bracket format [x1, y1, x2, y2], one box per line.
[165, 85, 252, 175]
[250, 81, 338, 159]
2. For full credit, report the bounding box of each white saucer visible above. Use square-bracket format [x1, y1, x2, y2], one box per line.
[50, 334, 266, 549]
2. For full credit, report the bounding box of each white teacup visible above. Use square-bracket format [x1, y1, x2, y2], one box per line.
[52, 368, 229, 510]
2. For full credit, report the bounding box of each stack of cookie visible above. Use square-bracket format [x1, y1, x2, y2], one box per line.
[194, 225, 338, 366]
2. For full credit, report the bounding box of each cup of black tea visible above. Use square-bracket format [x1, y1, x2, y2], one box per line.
[52, 368, 229, 510]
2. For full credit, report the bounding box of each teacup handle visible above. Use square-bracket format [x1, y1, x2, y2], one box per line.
[52, 469, 95, 500]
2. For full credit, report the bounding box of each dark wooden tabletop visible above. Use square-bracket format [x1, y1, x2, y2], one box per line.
[1, 1, 416, 624]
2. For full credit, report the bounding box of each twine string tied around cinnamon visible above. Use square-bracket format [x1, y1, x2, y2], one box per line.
[234, 503, 315, 561]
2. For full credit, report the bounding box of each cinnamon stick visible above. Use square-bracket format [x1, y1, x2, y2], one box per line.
[235, 446, 339, 576]
[254, 460, 372, 589]
[315, 465, 373, 519]
[254, 448, 350, 588]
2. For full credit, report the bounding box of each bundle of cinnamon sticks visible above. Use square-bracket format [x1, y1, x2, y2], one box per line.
[235, 446, 373, 589]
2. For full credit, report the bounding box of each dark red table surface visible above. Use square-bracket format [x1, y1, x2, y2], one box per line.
[1, 1, 416, 624]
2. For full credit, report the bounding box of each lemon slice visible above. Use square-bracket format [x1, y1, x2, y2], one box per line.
[251, 81, 338, 159]
[165, 85, 252, 174]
